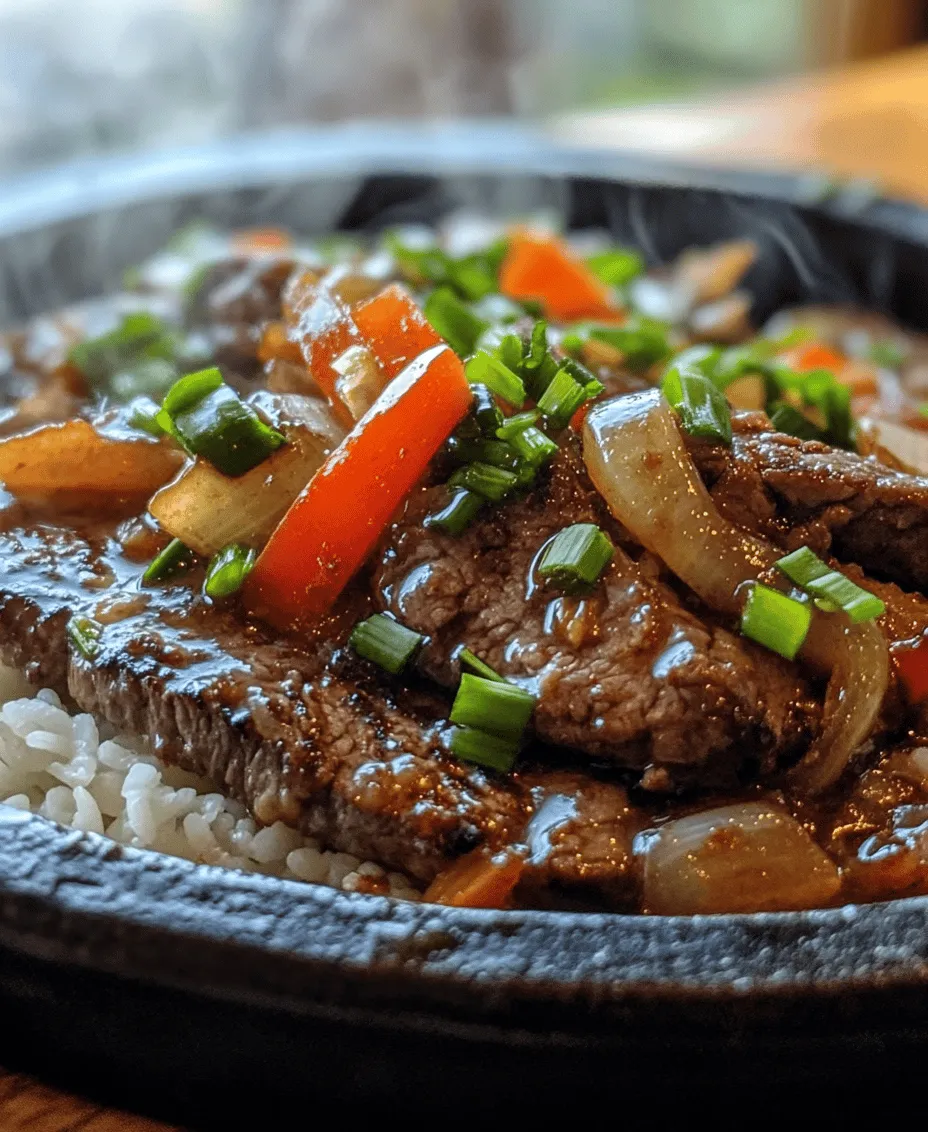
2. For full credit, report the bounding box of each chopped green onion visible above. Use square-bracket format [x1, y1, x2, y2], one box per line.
[142, 538, 197, 585]
[586, 247, 644, 288]
[126, 396, 166, 437]
[67, 616, 102, 661]
[204, 543, 257, 600]
[469, 383, 504, 435]
[670, 344, 723, 378]
[458, 647, 505, 682]
[450, 674, 536, 742]
[740, 583, 812, 660]
[768, 402, 823, 441]
[714, 344, 777, 388]
[161, 366, 224, 417]
[510, 426, 558, 468]
[585, 316, 672, 371]
[447, 436, 522, 471]
[868, 338, 907, 370]
[384, 232, 507, 301]
[536, 368, 587, 429]
[524, 320, 549, 373]
[68, 312, 180, 400]
[160, 368, 286, 477]
[349, 614, 423, 676]
[423, 286, 488, 358]
[495, 333, 525, 374]
[537, 523, 614, 594]
[449, 726, 520, 772]
[775, 547, 885, 623]
[496, 410, 540, 440]
[465, 351, 526, 409]
[661, 366, 733, 445]
[425, 489, 484, 536]
[449, 461, 519, 502]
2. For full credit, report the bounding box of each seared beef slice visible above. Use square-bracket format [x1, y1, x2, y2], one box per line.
[690, 414, 928, 592]
[375, 445, 819, 787]
[0, 512, 638, 899]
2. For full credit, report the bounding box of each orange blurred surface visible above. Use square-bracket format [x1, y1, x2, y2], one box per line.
[556, 45, 928, 205]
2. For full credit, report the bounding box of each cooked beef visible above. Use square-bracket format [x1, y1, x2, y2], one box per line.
[0, 504, 639, 901]
[374, 443, 819, 789]
[186, 257, 294, 378]
[689, 413, 928, 593]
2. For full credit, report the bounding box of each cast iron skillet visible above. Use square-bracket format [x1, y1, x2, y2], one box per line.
[1, 124, 927, 1122]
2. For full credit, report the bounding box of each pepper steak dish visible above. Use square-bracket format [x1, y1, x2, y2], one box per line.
[3, 216, 928, 915]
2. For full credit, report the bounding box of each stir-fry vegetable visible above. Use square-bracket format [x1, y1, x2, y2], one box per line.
[583, 388, 889, 793]
[0, 418, 183, 502]
[246, 344, 472, 626]
[143, 538, 197, 585]
[500, 231, 620, 322]
[424, 847, 525, 908]
[157, 368, 286, 477]
[740, 583, 812, 660]
[69, 311, 180, 401]
[204, 544, 257, 599]
[538, 523, 614, 594]
[148, 395, 344, 556]
[353, 283, 444, 379]
[349, 614, 423, 675]
[66, 616, 103, 661]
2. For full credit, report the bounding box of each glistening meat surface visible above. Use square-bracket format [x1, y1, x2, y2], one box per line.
[0, 503, 639, 900]
[374, 443, 820, 789]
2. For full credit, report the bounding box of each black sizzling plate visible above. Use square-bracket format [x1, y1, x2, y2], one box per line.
[1, 124, 928, 1122]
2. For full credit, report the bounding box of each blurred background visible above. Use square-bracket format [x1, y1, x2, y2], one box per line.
[1, 0, 928, 196]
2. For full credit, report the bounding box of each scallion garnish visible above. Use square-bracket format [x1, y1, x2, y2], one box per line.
[586, 247, 644, 288]
[449, 727, 520, 772]
[68, 311, 179, 400]
[740, 583, 812, 660]
[582, 316, 672, 372]
[204, 543, 257, 600]
[537, 523, 614, 594]
[536, 367, 587, 429]
[495, 410, 540, 440]
[159, 367, 286, 477]
[509, 426, 558, 468]
[469, 383, 504, 435]
[449, 461, 519, 502]
[423, 286, 488, 358]
[67, 616, 102, 661]
[450, 673, 536, 742]
[775, 547, 885, 622]
[348, 614, 423, 676]
[447, 436, 522, 471]
[465, 351, 526, 408]
[661, 366, 733, 445]
[768, 402, 823, 441]
[126, 396, 166, 437]
[142, 538, 197, 585]
[425, 489, 484, 536]
[458, 647, 505, 682]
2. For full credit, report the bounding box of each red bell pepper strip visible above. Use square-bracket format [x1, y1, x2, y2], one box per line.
[894, 636, 928, 704]
[245, 344, 472, 627]
[780, 342, 847, 373]
[499, 231, 619, 321]
[353, 283, 443, 379]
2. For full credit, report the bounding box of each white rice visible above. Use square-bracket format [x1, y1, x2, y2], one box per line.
[0, 665, 420, 900]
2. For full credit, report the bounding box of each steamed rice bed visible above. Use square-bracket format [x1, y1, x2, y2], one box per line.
[0, 665, 419, 900]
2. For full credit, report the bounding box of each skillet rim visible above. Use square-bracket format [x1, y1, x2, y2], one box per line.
[1, 122, 928, 1019]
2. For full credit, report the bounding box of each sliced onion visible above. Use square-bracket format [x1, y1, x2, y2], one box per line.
[640, 802, 841, 914]
[331, 345, 385, 421]
[0, 418, 182, 503]
[583, 389, 889, 793]
[149, 394, 344, 556]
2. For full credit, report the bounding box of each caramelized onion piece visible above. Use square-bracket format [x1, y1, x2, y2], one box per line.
[583, 389, 889, 793]
[149, 394, 344, 556]
[0, 418, 182, 503]
[640, 802, 841, 914]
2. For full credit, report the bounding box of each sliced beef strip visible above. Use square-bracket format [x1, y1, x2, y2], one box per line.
[0, 506, 639, 901]
[186, 257, 295, 378]
[689, 413, 928, 593]
[374, 443, 819, 789]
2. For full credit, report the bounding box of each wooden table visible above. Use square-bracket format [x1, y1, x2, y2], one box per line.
[9, 40, 928, 1132]
[556, 44, 928, 205]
